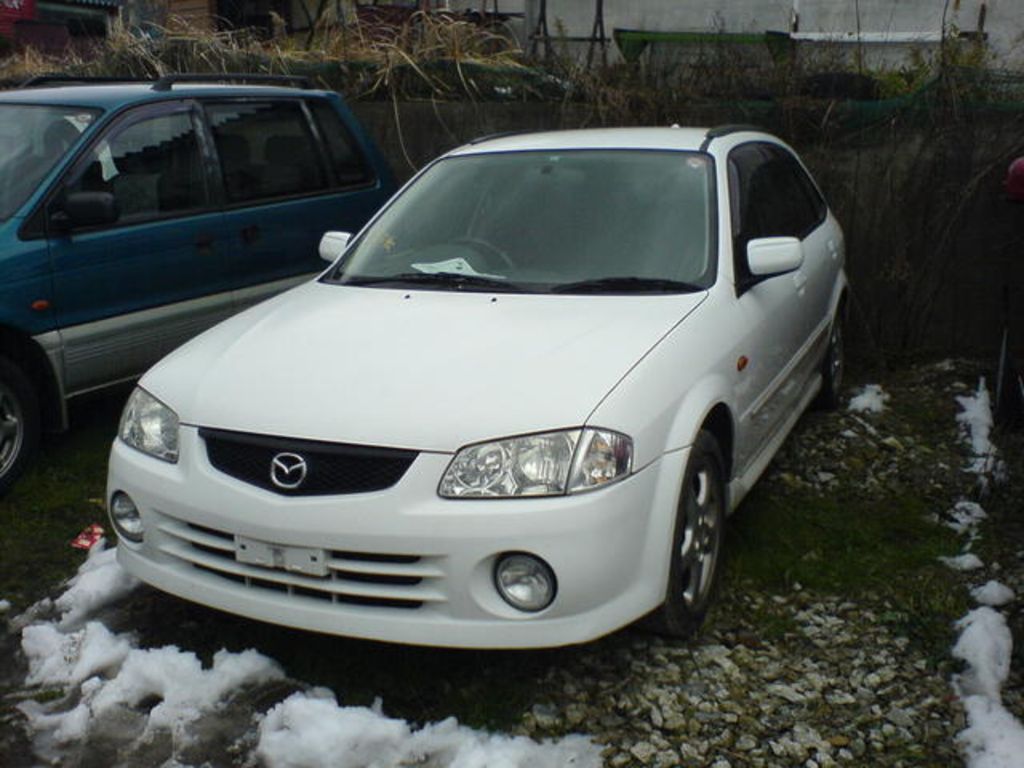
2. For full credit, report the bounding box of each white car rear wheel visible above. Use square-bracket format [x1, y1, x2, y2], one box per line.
[815, 313, 844, 410]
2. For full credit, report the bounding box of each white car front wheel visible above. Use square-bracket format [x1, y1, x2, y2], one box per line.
[649, 429, 726, 638]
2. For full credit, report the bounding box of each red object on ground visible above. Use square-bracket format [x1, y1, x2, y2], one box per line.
[71, 523, 105, 550]
[1007, 157, 1024, 203]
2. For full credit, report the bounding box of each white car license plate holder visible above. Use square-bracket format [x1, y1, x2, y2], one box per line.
[234, 536, 329, 577]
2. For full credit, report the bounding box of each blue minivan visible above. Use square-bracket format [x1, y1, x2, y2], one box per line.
[0, 74, 396, 495]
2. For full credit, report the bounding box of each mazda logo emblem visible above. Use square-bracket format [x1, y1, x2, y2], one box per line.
[270, 452, 308, 489]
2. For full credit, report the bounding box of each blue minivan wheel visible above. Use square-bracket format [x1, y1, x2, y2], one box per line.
[0, 357, 39, 498]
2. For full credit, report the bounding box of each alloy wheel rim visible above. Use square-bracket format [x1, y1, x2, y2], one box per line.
[0, 382, 24, 477]
[679, 464, 722, 608]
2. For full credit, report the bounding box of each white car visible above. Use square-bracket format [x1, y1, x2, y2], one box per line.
[107, 127, 846, 649]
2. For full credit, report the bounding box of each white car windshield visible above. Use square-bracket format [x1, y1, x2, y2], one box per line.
[330, 149, 715, 294]
[0, 104, 98, 221]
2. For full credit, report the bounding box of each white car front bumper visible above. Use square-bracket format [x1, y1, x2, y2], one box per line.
[108, 427, 688, 649]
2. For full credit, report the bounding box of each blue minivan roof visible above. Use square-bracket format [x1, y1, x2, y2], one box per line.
[0, 83, 330, 111]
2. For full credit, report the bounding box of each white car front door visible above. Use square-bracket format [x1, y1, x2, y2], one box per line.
[726, 142, 820, 476]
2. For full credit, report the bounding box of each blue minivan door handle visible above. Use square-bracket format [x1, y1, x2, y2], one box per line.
[241, 224, 261, 245]
[195, 232, 215, 253]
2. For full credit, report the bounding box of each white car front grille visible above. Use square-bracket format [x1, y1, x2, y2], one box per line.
[155, 517, 446, 610]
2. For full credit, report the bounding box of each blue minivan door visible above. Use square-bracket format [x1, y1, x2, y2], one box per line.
[46, 103, 234, 396]
[204, 98, 391, 309]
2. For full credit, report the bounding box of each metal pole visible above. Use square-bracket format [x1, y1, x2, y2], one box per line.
[587, 0, 606, 68]
[524, 0, 536, 53]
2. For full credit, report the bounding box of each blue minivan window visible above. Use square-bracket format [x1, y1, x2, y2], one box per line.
[308, 100, 371, 186]
[0, 104, 99, 220]
[64, 111, 209, 224]
[206, 101, 328, 203]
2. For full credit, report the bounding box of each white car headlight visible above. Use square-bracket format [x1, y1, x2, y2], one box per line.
[439, 428, 632, 498]
[119, 387, 179, 463]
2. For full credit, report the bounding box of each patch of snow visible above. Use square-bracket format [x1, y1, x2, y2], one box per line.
[944, 501, 988, 536]
[956, 378, 1005, 488]
[54, 541, 139, 629]
[957, 696, 1024, 768]
[22, 621, 131, 686]
[18, 544, 601, 766]
[93, 645, 284, 733]
[941, 553, 985, 571]
[947, 376, 1024, 766]
[848, 384, 889, 413]
[20, 621, 284, 747]
[256, 690, 603, 768]
[957, 379, 995, 460]
[952, 607, 1024, 767]
[971, 581, 1015, 608]
[954, 608, 1012, 700]
[20, 677, 104, 746]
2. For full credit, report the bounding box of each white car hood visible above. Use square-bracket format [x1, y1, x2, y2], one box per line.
[143, 281, 706, 452]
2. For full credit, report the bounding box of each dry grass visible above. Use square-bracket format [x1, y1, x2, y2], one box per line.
[1, 14, 994, 111]
[0, 13, 533, 100]
[0, 44, 58, 84]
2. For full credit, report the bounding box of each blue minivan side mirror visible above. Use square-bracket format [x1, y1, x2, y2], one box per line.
[52, 191, 120, 231]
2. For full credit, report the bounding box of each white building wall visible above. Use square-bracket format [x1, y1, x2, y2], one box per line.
[444, 0, 1023, 68]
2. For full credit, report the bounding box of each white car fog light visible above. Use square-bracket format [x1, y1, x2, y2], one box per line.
[110, 491, 143, 542]
[494, 553, 556, 612]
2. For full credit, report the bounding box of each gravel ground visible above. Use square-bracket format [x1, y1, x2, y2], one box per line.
[524, 599, 961, 767]
[1, 359, 1021, 767]
[514, 360, 1022, 767]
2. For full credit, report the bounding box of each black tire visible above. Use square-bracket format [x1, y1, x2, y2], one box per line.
[814, 313, 844, 411]
[0, 357, 40, 498]
[649, 430, 727, 638]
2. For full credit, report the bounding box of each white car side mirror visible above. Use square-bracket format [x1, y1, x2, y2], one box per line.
[746, 237, 804, 277]
[319, 231, 352, 263]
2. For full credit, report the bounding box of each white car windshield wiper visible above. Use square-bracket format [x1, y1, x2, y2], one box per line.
[340, 272, 526, 293]
[550, 277, 705, 294]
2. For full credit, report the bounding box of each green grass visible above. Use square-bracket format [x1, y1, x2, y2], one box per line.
[726, 486, 961, 594]
[717, 367, 976, 662]
[0, 387, 127, 610]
